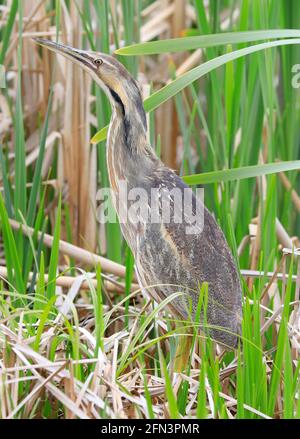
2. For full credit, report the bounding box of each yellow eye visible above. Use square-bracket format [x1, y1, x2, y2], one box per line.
[94, 58, 103, 66]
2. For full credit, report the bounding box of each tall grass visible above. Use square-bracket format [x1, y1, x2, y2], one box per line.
[0, 0, 299, 419]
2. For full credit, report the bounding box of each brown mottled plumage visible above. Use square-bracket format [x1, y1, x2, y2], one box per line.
[34, 39, 242, 350]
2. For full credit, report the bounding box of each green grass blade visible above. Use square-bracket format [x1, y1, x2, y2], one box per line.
[183, 161, 300, 185]
[26, 90, 53, 227]
[115, 29, 300, 55]
[0, 192, 25, 294]
[268, 262, 293, 416]
[14, 0, 26, 219]
[141, 367, 155, 419]
[46, 195, 61, 300]
[283, 336, 294, 418]
[0, 0, 18, 64]
[117, 292, 184, 375]
[196, 360, 207, 418]
[33, 295, 57, 351]
[159, 349, 179, 419]
[0, 145, 13, 217]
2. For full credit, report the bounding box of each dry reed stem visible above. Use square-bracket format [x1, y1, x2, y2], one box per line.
[8, 218, 128, 278]
[0, 265, 138, 293]
[278, 170, 300, 213]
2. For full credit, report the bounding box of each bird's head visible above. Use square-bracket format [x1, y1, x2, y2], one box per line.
[33, 38, 146, 128]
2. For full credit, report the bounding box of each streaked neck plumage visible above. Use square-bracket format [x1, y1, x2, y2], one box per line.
[105, 78, 149, 191]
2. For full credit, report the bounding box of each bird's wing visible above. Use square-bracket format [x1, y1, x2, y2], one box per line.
[137, 169, 242, 348]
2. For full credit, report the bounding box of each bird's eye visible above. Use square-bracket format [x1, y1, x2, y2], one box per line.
[94, 58, 103, 66]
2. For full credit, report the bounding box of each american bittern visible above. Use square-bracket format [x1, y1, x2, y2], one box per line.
[34, 39, 242, 370]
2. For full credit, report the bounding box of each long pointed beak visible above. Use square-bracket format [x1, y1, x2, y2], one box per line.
[33, 38, 92, 68]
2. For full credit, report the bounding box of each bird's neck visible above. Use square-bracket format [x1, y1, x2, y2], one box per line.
[106, 101, 148, 191]
[115, 104, 147, 153]
[110, 80, 147, 146]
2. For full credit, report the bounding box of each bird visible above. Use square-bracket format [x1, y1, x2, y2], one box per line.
[34, 38, 242, 370]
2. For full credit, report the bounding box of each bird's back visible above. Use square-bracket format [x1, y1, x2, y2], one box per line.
[131, 165, 242, 349]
